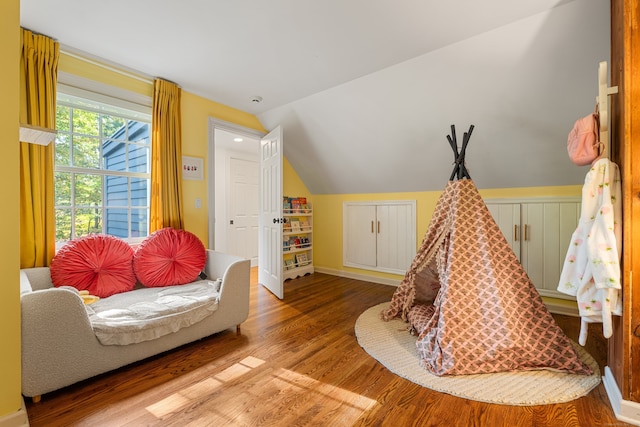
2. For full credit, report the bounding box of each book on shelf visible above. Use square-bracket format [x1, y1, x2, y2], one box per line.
[290, 220, 301, 232]
[283, 221, 291, 232]
[295, 253, 309, 266]
[283, 240, 290, 251]
[300, 220, 310, 231]
[290, 197, 308, 213]
[284, 258, 295, 270]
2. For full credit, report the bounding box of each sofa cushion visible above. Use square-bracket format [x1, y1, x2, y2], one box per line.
[133, 227, 207, 287]
[50, 234, 136, 298]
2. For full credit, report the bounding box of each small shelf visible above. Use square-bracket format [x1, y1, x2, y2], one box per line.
[284, 228, 312, 235]
[284, 210, 312, 216]
[283, 245, 312, 253]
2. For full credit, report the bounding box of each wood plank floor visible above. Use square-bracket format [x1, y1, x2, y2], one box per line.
[25, 270, 630, 426]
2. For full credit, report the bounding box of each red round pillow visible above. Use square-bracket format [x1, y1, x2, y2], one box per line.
[133, 227, 206, 287]
[50, 234, 136, 298]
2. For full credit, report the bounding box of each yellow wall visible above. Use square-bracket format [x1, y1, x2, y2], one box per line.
[1, 0, 23, 417]
[283, 157, 311, 201]
[181, 91, 265, 243]
[312, 184, 582, 282]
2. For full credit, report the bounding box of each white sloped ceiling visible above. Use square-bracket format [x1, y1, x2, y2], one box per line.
[258, 0, 610, 194]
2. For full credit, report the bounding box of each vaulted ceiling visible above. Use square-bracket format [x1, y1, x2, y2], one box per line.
[20, 0, 609, 193]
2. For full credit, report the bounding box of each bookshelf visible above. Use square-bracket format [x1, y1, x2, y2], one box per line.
[283, 196, 314, 280]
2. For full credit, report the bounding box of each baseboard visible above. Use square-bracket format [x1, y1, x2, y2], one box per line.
[313, 267, 400, 287]
[603, 366, 640, 426]
[542, 300, 579, 317]
[0, 399, 29, 427]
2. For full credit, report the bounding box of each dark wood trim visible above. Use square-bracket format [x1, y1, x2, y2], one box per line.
[610, 0, 640, 402]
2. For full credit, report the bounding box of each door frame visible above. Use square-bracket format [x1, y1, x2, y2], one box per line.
[207, 117, 265, 251]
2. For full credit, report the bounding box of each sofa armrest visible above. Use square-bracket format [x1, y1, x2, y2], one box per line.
[203, 249, 245, 279]
[21, 287, 97, 350]
[203, 249, 250, 326]
[21, 267, 54, 291]
[21, 287, 100, 396]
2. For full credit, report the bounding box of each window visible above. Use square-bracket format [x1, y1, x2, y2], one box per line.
[55, 92, 151, 243]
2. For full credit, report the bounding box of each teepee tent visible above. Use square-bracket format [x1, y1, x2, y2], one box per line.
[382, 125, 591, 376]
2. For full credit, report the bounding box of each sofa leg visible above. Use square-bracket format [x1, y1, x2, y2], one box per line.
[236, 324, 241, 335]
[32, 395, 41, 403]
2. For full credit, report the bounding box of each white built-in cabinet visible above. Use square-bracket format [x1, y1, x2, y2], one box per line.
[343, 201, 416, 275]
[485, 197, 581, 300]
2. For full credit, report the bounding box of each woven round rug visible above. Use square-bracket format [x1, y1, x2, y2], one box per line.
[355, 303, 601, 406]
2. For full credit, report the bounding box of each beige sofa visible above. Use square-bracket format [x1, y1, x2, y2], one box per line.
[20, 249, 250, 402]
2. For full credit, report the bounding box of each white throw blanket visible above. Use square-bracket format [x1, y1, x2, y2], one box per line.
[557, 158, 622, 345]
[85, 280, 221, 345]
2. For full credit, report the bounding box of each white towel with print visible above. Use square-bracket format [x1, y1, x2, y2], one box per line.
[558, 158, 622, 345]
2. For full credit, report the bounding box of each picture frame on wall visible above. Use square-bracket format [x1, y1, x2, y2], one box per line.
[182, 156, 204, 180]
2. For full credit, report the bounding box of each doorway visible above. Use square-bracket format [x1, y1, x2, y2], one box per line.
[209, 119, 263, 266]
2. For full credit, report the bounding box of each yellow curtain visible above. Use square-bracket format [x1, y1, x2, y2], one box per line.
[150, 78, 185, 232]
[19, 29, 59, 268]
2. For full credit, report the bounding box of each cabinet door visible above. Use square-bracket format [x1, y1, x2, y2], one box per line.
[520, 203, 544, 290]
[486, 203, 521, 260]
[343, 204, 377, 268]
[522, 202, 580, 299]
[376, 204, 415, 273]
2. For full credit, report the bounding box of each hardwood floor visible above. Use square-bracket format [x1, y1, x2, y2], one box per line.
[25, 270, 630, 426]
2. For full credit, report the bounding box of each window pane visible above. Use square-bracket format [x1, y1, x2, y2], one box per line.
[129, 144, 150, 173]
[105, 175, 129, 206]
[74, 174, 102, 206]
[131, 208, 149, 238]
[56, 105, 70, 133]
[54, 171, 71, 206]
[129, 122, 150, 144]
[103, 141, 127, 172]
[55, 133, 71, 167]
[105, 208, 128, 238]
[131, 177, 149, 206]
[74, 207, 102, 237]
[73, 109, 99, 136]
[73, 136, 101, 169]
[55, 208, 72, 241]
[102, 115, 126, 140]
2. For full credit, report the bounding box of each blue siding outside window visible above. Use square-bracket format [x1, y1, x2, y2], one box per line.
[103, 121, 150, 237]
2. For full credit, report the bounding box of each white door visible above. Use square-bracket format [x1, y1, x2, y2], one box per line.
[376, 204, 414, 272]
[228, 157, 259, 266]
[343, 204, 377, 268]
[258, 127, 284, 299]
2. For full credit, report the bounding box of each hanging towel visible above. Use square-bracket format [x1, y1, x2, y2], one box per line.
[558, 157, 622, 345]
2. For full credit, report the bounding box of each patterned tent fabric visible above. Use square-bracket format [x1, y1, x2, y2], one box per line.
[382, 179, 592, 376]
